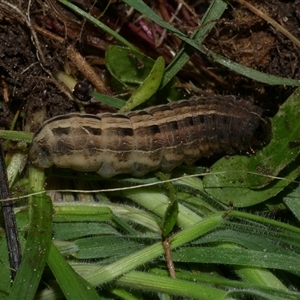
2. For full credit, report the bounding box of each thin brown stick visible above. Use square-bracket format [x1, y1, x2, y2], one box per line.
[1, 76, 9, 103]
[163, 238, 176, 278]
[66, 45, 111, 95]
[33, 24, 65, 44]
[222, 201, 233, 218]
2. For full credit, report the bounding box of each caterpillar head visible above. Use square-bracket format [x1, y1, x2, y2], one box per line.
[251, 116, 272, 150]
[28, 136, 53, 169]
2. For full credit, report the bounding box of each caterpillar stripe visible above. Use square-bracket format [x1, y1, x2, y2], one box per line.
[28, 95, 271, 177]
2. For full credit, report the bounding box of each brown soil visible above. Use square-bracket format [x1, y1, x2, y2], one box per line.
[0, 0, 300, 132]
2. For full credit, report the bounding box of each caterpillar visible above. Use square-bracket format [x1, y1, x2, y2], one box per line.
[28, 95, 271, 178]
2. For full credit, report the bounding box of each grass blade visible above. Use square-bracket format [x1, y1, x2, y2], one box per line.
[9, 168, 52, 300]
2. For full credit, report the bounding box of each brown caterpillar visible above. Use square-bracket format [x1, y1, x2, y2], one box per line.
[28, 95, 271, 178]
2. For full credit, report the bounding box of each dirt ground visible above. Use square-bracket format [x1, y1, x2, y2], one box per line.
[0, 0, 300, 133]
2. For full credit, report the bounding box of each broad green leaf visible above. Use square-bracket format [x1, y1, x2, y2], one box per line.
[119, 56, 165, 112]
[247, 89, 300, 188]
[105, 45, 155, 85]
[203, 155, 298, 207]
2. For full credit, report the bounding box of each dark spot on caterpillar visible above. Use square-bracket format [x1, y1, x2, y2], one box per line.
[185, 117, 194, 126]
[168, 121, 178, 130]
[147, 124, 160, 135]
[52, 127, 71, 136]
[29, 137, 53, 168]
[54, 140, 73, 155]
[118, 127, 134, 137]
[199, 115, 205, 124]
[86, 143, 98, 155]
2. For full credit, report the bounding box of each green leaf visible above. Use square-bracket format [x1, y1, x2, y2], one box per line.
[53, 204, 113, 222]
[53, 202, 161, 233]
[9, 168, 52, 300]
[161, 199, 178, 237]
[247, 89, 300, 188]
[151, 268, 298, 299]
[172, 247, 300, 272]
[157, 172, 178, 237]
[120, 186, 202, 228]
[47, 242, 100, 300]
[203, 49, 300, 86]
[119, 56, 165, 112]
[0, 130, 33, 143]
[203, 155, 298, 207]
[72, 236, 148, 260]
[116, 271, 228, 300]
[91, 92, 126, 109]
[0, 229, 12, 297]
[83, 213, 223, 286]
[106, 45, 155, 85]
[53, 222, 120, 240]
[194, 229, 300, 255]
